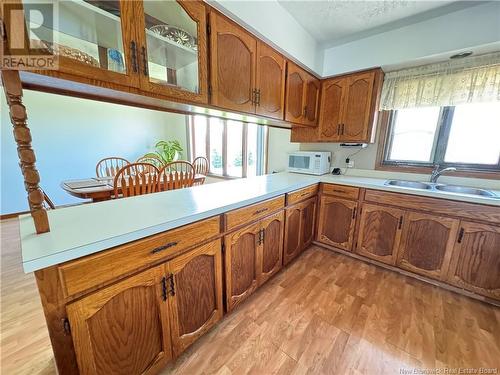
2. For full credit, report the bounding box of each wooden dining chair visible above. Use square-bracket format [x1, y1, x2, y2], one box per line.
[192, 156, 209, 185]
[96, 157, 130, 178]
[113, 163, 160, 198]
[136, 155, 164, 169]
[158, 161, 195, 191]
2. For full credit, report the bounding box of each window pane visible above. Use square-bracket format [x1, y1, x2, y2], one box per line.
[226, 121, 243, 177]
[388, 107, 441, 162]
[444, 102, 500, 165]
[193, 116, 207, 159]
[209, 118, 223, 175]
[247, 123, 258, 177]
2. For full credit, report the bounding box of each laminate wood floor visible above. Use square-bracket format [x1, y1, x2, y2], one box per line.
[1, 218, 499, 375]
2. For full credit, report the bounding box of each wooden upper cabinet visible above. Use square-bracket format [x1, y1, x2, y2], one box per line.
[341, 72, 377, 141]
[317, 196, 357, 251]
[318, 78, 345, 141]
[67, 265, 172, 375]
[136, 0, 208, 104]
[24, 0, 140, 88]
[255, 42, 286, 120]
[167, 239, 223, 357]
[355, 204, 404, 265]
[209, 12, 256, 113]
[259, 211, 284, 284]
[304, 76, 321, 126]
[315, 68, 383, 143]
[285, 62, 306, 124]
[447, 222, 500, 300]
[396, 212, 459, 280]
[224, 221, 260, 312]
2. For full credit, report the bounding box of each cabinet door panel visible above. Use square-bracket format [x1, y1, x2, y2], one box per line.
[356, 204, 404, 265]
[304, 78, 320, 126]
[167, 240, 223, 356]
[67, 265, 171, 375]
[25, 0, 140, 88]
[260, 211, 284, 284]
[319, 78, 345, 141]
[341, 72, 375, 141]
[256, 42, 286, 120]
[210, 13, 256, 113]
[285, 62, 305, 123]
[447, 222, 500, 299]
[301, 197, 317, 249]
[137, 0, 208, 103]
[224, 222, 260, 311]
[317, 196, 357, 251]
[284, 205, 302, 265]
[397, 212, 459, 280]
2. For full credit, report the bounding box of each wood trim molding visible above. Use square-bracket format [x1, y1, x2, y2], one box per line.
[375, 110, 500, 180]
[1, 70, 50, 233]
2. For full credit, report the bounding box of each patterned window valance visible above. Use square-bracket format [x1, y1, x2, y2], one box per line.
[380, 52, 500, 110]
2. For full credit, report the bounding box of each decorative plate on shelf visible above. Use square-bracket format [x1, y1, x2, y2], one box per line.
[149, 24, 198, 51]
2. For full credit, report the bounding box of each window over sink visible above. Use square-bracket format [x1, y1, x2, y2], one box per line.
[381, 101, 500, 172]
[188, 116, 267, 178]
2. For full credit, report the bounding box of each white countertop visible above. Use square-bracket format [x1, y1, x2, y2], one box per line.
[19, 172, 500, 273]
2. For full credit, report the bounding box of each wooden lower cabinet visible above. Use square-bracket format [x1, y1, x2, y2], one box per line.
[67, 265, 172, 375]
[67, 239, 223, 374]
[355, 203, 404, 265]
[260, 211, 285, 284]
[396, 212, 459, 280]
[317, 196, 357, 251]
[224, 221, 260, 311]
[447, 222, 500, 300]
[167, 240, 224, 357]
[224, 211, 285, 311]
[301, 197, 317, 248]
[284, 197, 317, 265]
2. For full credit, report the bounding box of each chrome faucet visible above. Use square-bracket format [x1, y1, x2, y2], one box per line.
[430, 164, 457, 183]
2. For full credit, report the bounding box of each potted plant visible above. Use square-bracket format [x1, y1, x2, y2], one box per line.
[143, 140, 183, 165]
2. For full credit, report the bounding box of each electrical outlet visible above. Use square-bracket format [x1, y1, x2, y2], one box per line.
[346, 159, 354, 168]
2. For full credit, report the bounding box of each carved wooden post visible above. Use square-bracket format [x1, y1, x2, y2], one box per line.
[1, 69, 50, 233]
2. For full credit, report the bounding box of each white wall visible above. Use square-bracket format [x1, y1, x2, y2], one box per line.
[0, 89, 188, 215]
[322, 2, 500, 76]
[210, 0, 322, 74]
[267, 127, 299, 173]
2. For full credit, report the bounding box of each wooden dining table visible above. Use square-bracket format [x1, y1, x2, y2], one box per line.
[61, 175, 206, 202]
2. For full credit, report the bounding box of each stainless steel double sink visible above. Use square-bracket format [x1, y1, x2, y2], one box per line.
[384, 180, 498, 198]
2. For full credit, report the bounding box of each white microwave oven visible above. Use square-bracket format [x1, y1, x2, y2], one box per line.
[287, 151, 331, 175]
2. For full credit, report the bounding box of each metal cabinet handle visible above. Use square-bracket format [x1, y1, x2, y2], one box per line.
[352, 207, 357, 219]
[141, 46, 149, 76]
[161, 276, 167, 301]
[151, 241, 178, 254]
[130, 41, 138, 73]
[253, 208, 268, 215]
[341, 123, 345, 135]
[168, 274, 175, 296]
[398, 216, 403, 230]
[457, 228, 464, 243]
[337, 124, 340, 135]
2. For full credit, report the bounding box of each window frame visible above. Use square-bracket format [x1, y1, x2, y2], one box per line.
[378, 106, 500, 176]
[188, 116, 268, 178]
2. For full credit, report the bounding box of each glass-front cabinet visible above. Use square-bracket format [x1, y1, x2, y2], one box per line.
[136, 0, 208, 103]
[21, 0, 208, 103]
[22, 0, 139, 87]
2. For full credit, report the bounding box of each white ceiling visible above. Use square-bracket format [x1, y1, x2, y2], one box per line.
[277, 0, 482, 47]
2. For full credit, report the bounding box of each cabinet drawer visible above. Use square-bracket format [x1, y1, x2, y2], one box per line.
[321, 183, 359, 200]
[59, 216, 221, 297]
[225, 196, 285, 231]
[287, 184, 319, 205]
